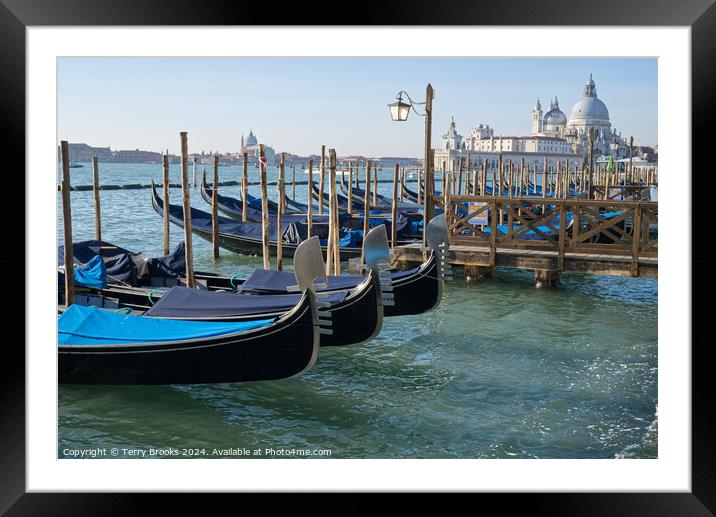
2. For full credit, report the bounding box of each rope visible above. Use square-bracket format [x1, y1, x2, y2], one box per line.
[147, 289, 163, 306]
[230, 273, 241, 289]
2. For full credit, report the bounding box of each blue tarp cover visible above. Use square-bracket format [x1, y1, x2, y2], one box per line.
[58, 304, 275, 346]
[74, 255, 108, 288]
[145, 286, 346, 318]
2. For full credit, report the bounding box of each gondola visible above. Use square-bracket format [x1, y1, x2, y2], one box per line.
[199, 172, 332, 224]
[58, 239, 322, 385]
[60, 231, 388, 348]
[338, 175, 419, 213]
[151, 181, 365, 259]
[66, 239, 385, 348]
[235, 214, 451, 317]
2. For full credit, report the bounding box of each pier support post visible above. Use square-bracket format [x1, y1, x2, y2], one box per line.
[465, 265, 494, 283]
[534, 269, 560, 289]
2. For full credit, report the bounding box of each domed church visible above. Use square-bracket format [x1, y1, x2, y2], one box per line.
[239, 129, 276, 163]
[532, 74, 628, 158]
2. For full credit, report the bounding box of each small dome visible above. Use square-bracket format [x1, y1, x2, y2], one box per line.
[543, 97, 566, 130]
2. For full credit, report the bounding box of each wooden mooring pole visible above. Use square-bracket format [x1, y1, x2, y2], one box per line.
[330, 149, 340, 275]
[347, 162, 353, 214]
[628, 135, 634, 185]
[91, 156, 102, 241]
[276, 153, 285, 271]
[211, 154, 220, 259]
[307, 159, 314, 238]
[60, 140, 74, 306]
[588, 128, 595, 199]
[180, 132, 195, 288]
[162, 153, 170, 255]
[391, 163, 399, 249]
[241, 152, 248, 222]
[259, 144, 270, 270]
[319, 144, 326, 214]
[292, 162, 296, 200]
[361, 159, 371, 264]
[373, 160, 378, 208]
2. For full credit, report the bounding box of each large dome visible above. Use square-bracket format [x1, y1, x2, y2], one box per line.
[568, 75, 610, 123]
[569, 96, 609, 121]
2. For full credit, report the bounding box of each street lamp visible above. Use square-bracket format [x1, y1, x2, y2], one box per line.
[387, 84, 434, 249]
[388, 92, 412, 122]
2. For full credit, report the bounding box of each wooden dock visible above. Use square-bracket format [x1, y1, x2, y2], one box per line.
[394, 193, 658, 285]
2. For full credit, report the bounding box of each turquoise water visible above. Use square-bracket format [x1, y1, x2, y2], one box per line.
[58, 163, 657, 459]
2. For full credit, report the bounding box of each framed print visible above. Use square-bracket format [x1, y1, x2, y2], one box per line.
[3, 0, 713, 512]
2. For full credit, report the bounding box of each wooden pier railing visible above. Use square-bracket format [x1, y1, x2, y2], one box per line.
[442, 195, 657, 277]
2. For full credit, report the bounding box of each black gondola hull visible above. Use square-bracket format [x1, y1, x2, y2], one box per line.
[383, 250, 442, 317]
[59, 292, 319, 385]
[151, 182, 363, 260]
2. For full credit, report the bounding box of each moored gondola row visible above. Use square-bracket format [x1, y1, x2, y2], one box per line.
[58, 138, 450, 385]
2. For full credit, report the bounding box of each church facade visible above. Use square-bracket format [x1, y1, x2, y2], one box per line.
[433, 75, 632, 173]
[228, 130, 277, 164]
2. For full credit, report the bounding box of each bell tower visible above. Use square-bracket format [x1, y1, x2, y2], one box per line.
[532, 98, 543, 135]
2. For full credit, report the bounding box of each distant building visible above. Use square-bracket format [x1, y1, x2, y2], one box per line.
[432, 73, 651, 172]
[380, 157, 422, 168]
[112, 149, 162, 164]
[532, 74, 630, 158]
[62, 143, 114, 163]
[239, 130, 276, 164]
[433, 118, 582, 173]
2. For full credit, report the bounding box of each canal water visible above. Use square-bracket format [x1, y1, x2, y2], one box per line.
[57, 163, 657, 459]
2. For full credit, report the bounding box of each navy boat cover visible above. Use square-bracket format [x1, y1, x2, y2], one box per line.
[239, 264, 422, 293]
[58, 304, 275, 346]
[144, 286, 346, 319]
[58, 240, 135, 266]
[146, 241, 186, 278]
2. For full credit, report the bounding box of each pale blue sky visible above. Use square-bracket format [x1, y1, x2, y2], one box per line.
[58, 57, 657, 157]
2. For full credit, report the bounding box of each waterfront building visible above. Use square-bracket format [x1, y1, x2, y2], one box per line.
[62, 143, 114, 163]
[433, 118, 582, 173]
[433, 74, 647, 173]
[535, 74, 630, 158]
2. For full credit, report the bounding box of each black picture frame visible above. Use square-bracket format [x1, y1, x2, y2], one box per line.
[4, 0, 712, 513]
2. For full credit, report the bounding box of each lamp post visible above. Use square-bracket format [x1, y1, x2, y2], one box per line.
[388, 84, 434, 249]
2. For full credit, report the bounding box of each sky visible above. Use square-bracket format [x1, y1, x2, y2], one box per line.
[58, 57, 658, 157]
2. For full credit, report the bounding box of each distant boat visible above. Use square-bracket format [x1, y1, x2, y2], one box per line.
[69, 162, 84, 168]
